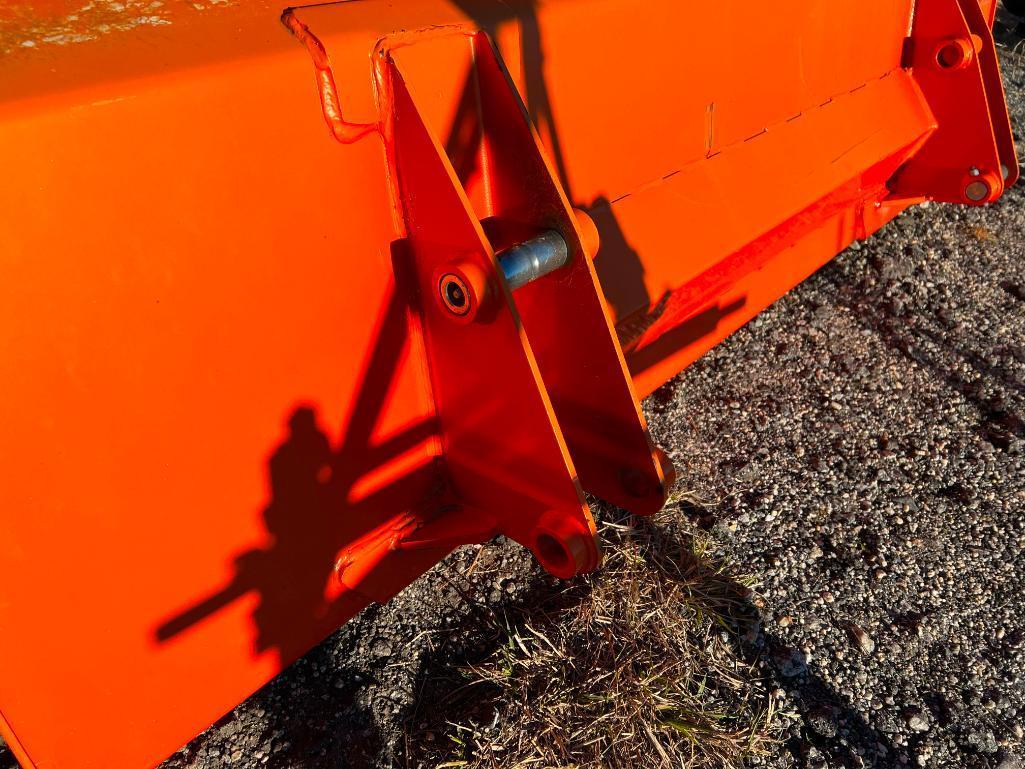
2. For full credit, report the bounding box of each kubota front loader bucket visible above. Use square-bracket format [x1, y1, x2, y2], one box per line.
[0, 1, 1017, 767]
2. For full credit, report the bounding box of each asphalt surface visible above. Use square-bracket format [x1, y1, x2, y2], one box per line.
[3, 33, 1025, 769]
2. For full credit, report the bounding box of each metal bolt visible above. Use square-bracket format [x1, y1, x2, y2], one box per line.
[497, 230, 570, 291]
[439, 273, 471, 316]
[965, 180, 991, 202]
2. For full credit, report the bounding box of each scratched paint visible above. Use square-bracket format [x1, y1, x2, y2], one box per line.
[0, 0, 234, 54]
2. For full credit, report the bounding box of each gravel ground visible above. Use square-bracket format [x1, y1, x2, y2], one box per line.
[648, 50, 1025, 769]
[3, 31, 1025, 769]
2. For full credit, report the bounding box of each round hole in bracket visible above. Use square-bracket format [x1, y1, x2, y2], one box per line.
[529, 514, 601, 579]
[535, 533, 572, 573]
[935, 38, 973, 70]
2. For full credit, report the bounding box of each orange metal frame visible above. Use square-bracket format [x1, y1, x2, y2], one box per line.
[0, 1, 1017, 767]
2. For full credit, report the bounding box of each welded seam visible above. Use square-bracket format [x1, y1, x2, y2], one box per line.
[281, 8, 379, 144]
[705, 102, 716, 157]
[609, 68, 902, 206]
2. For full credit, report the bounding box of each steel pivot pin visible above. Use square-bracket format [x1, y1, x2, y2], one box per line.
[436, 230, 574, 321]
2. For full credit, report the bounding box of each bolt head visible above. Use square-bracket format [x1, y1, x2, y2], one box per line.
[965, 180, 991, 203]
[440, 274, 470, 316]
[432, 261, 491, 324]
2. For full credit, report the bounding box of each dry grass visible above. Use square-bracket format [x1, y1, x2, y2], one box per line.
[415, 496, 783, 769]
[969, 224, 997, 243]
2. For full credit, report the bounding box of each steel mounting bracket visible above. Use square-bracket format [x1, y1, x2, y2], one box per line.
[336, 31, 674, 585]
[892, 0, 1019, 204]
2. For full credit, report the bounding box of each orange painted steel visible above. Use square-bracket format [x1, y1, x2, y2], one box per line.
[0, 1, 1017, 768]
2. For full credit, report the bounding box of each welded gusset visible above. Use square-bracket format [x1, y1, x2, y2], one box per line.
[463, 32, 674, 516]
[891, 0, 1019, 203]
[372, 31, 676, 578]
[384, 54, 603, 579]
